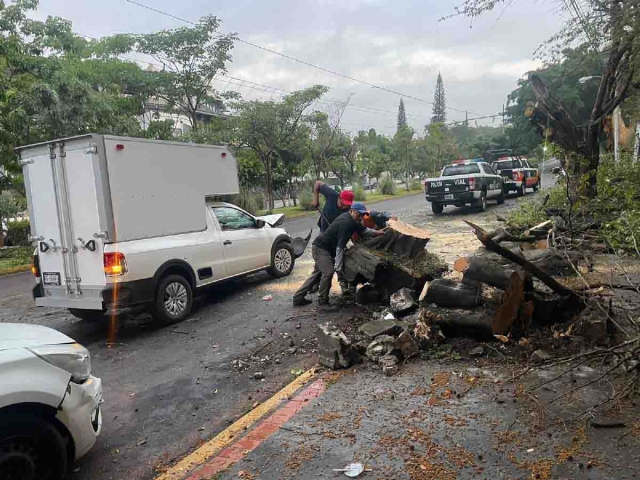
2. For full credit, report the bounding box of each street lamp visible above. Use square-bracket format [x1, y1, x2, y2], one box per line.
[578, 75, 621, 162]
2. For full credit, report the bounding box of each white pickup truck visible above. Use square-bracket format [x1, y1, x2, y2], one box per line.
[18, 135, 309, 324]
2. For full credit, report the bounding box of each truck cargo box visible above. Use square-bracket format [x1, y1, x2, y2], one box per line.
[17, 135, 238, 308]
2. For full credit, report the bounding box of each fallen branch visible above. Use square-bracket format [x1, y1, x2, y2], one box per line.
[464, 220, 579, 299]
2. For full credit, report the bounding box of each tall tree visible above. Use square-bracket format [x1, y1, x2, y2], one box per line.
[101, 16, 237, 132]
[397, 98, 407, 131]
[230, 85, 329, 211]
[431, 73, 447, 123]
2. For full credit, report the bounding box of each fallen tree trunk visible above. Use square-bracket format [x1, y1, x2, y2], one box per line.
[493, 271, 525, 335]
[464, 221, 579, 299]
[362, 219, 431, 259]
[419, 278, 483, 309]
[460, 258, 520, 291]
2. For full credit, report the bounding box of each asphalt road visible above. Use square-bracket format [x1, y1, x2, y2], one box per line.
[0, 176, 556, 480]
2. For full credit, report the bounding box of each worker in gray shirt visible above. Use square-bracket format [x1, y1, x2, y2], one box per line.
[293, 203, 383, 308]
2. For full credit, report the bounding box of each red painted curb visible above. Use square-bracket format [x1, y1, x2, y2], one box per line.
[186, 378, 326, 480]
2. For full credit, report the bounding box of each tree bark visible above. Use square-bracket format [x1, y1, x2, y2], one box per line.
[423, 307, 495, 341]
[419, 278, 483, 309]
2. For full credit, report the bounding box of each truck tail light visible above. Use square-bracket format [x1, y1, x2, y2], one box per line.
[468, 177, 476, 191]
[104, 252, 127, 276]
[32, 254, 40, 277]
[512, 171, 521, 181]
[424, 181, 429, 194]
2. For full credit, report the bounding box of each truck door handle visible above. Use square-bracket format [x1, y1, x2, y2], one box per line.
[223, 240, 233, 246]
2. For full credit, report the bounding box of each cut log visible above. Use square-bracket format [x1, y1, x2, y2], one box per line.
[462, 277, 483, 289]
[421, 307, 495, 341]
[463, 258, 515, 291]
[464, 220, 578, 299]
[362, 219, 431, 259]
[453, 257, 470, 273]
[492, 271, 525, 335]
[420, 278, 483, 309]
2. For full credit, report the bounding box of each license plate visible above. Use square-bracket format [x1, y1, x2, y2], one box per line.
[43, 272, 61, 285]
[445, 194, 455, 200]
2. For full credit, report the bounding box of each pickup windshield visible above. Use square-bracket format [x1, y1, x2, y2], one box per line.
[442, 164, 480, 176]
[493, 160, 518, 169]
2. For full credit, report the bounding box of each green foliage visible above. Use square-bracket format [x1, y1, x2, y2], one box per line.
[352, 184, 367, 201]
[507, 186, 567, 229]
[5, 219, 30, 246]
[0, 246, 33, 271]
[409, 178, 423, 191]
[397, 98, 407, 132]
[233, 189, 263, 215]
[379, 176, 396, 195]
[0, 194, 20, 231]
[431, 73, 446, 124]
[298, 189, 316, 211]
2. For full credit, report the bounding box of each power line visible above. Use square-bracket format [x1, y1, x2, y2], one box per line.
[122, 0, 485, 116]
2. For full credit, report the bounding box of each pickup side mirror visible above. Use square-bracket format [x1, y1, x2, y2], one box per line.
[256, 219, 266, 229]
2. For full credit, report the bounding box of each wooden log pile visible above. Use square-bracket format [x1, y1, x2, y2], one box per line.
[344, 220, 447, 300]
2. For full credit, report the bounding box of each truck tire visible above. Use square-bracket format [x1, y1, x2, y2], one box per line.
[154, 274, 193, 325]
[68, 309, 105, 322]
[431, 203, 444, 215]
[517, 183, 525, 197]
[0, 414, 67, 480]
[476, 191, 487, 212]
[497, 191, 505, 205]
[533, 181, 540, 192]
[268, 242, 295, 278]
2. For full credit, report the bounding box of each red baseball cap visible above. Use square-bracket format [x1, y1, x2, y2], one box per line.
[339, 190, 354, 207]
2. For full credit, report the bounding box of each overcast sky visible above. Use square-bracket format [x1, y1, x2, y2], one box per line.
[33, 0, 566, 136]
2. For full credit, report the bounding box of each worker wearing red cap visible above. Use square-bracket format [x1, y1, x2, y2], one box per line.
[311, 181, 354, 232]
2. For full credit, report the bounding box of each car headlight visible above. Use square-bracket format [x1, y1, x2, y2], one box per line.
[30, 343, 91, 383]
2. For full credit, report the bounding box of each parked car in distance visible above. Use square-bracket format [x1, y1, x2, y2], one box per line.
[0, 323, 103, 480]
[424, 161, 504, 215]
[491, 157, 540, 196]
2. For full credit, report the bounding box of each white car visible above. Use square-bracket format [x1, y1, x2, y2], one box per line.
[0, 323, 103, 480]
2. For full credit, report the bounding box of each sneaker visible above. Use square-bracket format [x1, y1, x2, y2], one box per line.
[293, 297, 313, 307]
[317, 300, 339, 312]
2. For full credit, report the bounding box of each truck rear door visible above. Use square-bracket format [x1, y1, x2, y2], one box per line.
[21, 138, 107, 309]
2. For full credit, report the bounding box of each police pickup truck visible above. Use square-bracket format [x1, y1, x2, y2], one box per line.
[424, 161, 504, 215]
[491, 157, 540, 196]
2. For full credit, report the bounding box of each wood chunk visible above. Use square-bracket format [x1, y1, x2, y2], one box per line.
[420, 278, 483, 309]
[463, 258, 514, 291]
[492, 271, 525, 335]
[524, 220, 552, 237]
[424, 307, 495, 341]
[453, 257, 470, 273]
[362, 219, 430, 259]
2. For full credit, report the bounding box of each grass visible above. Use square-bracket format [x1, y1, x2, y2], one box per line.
[0, 246, 33, 276]
[258, 187, 423, 218]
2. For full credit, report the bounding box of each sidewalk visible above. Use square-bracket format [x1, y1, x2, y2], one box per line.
[166, 357, 639, 480]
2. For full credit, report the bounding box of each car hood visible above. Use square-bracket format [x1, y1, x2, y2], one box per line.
[0, 323, 74, 351]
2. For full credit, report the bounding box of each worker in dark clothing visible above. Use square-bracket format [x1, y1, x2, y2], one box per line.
[352, 210, 397, 243]
[293, 203, 383, 308]
[311, 181, 354, 232]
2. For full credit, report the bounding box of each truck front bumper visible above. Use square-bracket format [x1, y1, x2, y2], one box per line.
[56, 375, 103, 459]
[426, 191, 481, 204]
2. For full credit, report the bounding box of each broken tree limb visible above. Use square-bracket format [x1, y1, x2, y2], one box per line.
[464, 220, 579, 299]
[420, 278, 483, 309]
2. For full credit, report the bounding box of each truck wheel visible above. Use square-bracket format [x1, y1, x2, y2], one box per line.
[154, 274, 193, 325]
[431, 203, 444, 215]
[517, 183, 525, 197]
[477, 191, 487, 212]
[533, 182, 540, 192]
[497, 192, 505, 205]
[0, 414, 67, 480]
[268, 243, 295, 278]
[68, 309, 105, 322]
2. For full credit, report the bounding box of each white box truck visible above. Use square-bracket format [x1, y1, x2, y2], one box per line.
[18, 135, 308, 324]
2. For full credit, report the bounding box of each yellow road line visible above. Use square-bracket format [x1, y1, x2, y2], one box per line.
[155, 368, 318, 480]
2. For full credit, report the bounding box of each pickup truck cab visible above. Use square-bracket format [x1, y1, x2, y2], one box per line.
[424, 162, 504, 215]
[491, 157, 540, 196]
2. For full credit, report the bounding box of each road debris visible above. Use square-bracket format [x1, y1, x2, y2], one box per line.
[262, 295, 273, 301]
[333, 462, 365, 477]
